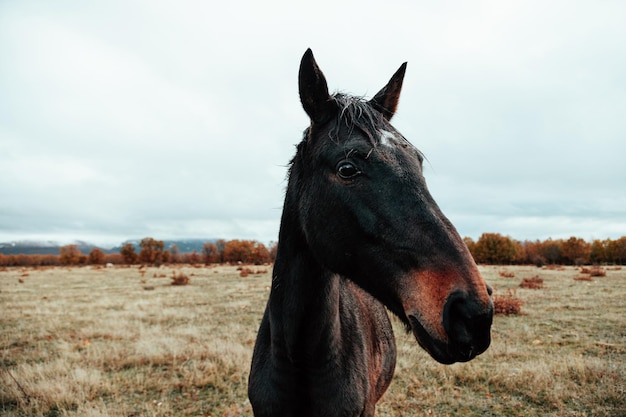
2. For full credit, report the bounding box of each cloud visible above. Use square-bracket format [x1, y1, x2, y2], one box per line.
[1, 0, 625, 246]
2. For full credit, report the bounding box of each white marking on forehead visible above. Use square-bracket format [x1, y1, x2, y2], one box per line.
[379, 129, 398, 148]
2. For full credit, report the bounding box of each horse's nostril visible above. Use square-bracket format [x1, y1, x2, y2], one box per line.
[486, 284, 493, 296]
[443, 291, 493, 361]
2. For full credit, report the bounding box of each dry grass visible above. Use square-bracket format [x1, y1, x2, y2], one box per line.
[1, 265, 625, 416]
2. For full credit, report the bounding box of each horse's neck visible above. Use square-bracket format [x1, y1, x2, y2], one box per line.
[268, 230, 342, 366]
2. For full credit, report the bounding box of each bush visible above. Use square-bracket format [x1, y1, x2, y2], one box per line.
[493, 289, 524, 315]
[170, 271, 190, 286]
[589, 267, 606, 277]
[519, 275, 544, 289]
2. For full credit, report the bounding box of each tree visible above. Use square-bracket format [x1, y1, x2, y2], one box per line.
[251, 242, 271, 264]
[169, 245, 180, 263]
[222, 240, 255, 263]
[202, 242, 219, 264]
[222, 240, 271, 264]
[120, 243, 138, 264]
[471, 233, 517, 264]
[590, 240, 607, 264]
[215, 239, 226, 263]
[539, 239, 563, 265]
[607, 237, 626, 264]
[522, 240, 546, 266]
[463, 237, 477, 260]
[561, 237, 591, 265]
[138, 237, 165, 265]
[88, 248, 105, 265]
[184, 251, 201, 264]
[268, 241, 278, 263]
[60, 244, 82, 265]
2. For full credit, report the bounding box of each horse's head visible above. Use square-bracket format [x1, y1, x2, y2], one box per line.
[292, 49, 493, 364]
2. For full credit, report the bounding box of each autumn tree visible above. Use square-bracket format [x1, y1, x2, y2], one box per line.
[251, 242, 271, 264]
[169, 245, 180, 263]
[120, 243, 138, 264]
[268, 241, 278, 262]
[463, 237, 477, 260]
[215, 239, 226, 262]
[138, 237, 165, 265]
[606, 237, 626, 264]
[182, 251, 201, 264]
[520, 240, 545, 266]
[202, 242, 219, 264]
[471, 233, 517, 264]
[88, 248, 105, 265]
[60, 244, 83, 265]
[222, 240, 271, 264]
[589, 240, 607, 264]
[222, 240, 255, 263]
[561, 237, 591, 265]
[538, 239, 563, 264]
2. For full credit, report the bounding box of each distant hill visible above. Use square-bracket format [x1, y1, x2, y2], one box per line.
[0, 240, 102, 255]
[0, 238, 218, 255]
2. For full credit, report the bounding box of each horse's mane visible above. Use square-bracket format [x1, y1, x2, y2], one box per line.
[330, 93, 382, 146]
[297, 93, 383, 151]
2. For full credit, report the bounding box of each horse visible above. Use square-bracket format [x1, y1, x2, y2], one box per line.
[248, 49, 493, 417]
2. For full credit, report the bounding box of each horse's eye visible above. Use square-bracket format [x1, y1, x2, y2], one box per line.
[337, 162, 361, 179]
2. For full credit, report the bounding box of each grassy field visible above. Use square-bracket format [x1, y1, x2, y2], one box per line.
[1, 264, 624, 417]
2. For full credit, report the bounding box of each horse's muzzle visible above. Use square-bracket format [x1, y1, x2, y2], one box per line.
[442, 289, 493, 362]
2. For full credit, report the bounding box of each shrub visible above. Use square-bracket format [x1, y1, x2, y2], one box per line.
[239, 267, 253, 277]
[589, 267, 606, 277]
[170, 271, 190, 286]
[499, 270, 515, 278]
[519, 275, 544, 289]
[493, 289, 524, 315]
[59, 245, 83, 265]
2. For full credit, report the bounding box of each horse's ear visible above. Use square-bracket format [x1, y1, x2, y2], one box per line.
[370, 62, 407, 121]
[299, 49, 334, 124]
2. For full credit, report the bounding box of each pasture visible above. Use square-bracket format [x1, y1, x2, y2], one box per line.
[1, 264, 624, 416]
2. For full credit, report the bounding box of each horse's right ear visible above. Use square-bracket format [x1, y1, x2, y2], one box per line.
[299, 49, 334, 124]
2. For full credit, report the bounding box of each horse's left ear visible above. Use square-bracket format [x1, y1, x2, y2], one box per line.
[299, 48, 334, 124]
[370, 62, 407, 121]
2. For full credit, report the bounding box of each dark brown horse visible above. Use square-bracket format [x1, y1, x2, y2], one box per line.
[248, 49, 493, 417]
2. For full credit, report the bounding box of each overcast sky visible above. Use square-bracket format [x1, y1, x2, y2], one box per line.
[1, 0, 625, 247]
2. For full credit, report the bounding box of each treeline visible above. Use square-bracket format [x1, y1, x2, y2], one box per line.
[0, 238, 277, 267]
[465, 233, 626, 265]
[2, 235, 626, 268]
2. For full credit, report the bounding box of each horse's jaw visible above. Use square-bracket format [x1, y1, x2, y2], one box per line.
[399, 269, 493, 365]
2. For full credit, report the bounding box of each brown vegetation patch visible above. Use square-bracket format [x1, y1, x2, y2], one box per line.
[493, 289, 524, 315]
[170, 271, 190, 286]
[544, 265, 566, 271]
[238, 267, 268, 277]
[499, 270, 515, 278]
[519, 275, 544, 289]
[573, 275, 593, 282]
[588, 267, 606, 277]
